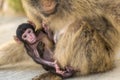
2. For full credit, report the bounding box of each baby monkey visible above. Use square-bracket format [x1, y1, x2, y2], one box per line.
[14, 22, 74, 78]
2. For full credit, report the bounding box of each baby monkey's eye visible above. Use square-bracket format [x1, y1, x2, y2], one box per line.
[23, 35, 27, 38]
[28, 30, 31, 33]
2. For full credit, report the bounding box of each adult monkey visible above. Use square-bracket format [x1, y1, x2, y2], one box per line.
[0, 0, 120, 80]
[21, 0, 120, 79]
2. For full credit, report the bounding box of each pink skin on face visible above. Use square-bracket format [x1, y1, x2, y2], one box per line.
[22, 28, 37, 44]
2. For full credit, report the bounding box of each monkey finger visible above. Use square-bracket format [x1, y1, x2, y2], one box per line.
[56, 70, 65, 75]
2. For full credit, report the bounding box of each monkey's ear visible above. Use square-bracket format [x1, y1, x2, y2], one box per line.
[13, 36, 22, 44]
[27, 20, 36, 28]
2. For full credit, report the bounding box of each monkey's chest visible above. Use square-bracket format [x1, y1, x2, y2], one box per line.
[37, 41, 53, 61]
[37, 41, 45, 56]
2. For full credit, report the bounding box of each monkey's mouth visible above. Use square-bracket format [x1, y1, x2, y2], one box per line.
[30, 38, 37, 44]
[42, 1, 58, 15]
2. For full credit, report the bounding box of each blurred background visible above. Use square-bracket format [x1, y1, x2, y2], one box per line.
[0, 0, 27, 45]
[0, 0, 24, 16]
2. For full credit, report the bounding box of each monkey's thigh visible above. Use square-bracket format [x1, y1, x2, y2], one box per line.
[32, 72, 62, 80]
[54, 20, 114, 74]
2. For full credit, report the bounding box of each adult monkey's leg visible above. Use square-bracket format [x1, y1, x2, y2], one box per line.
[0, 41, 29, 66]
[54, 20, 115, 75]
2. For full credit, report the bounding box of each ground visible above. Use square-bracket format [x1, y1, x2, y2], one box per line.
[0, 15, 120, 80]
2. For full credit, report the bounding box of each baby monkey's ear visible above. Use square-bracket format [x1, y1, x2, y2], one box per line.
[13, 35, 22, 44]
[27, 20, 36, 28]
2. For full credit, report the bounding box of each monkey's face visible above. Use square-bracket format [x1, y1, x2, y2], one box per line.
[39, 0, 59, 15]
[22, 28, 37, 44]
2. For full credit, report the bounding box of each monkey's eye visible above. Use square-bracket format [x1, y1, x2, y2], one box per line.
[28, 30, 32, 33]
[23, 35, 27, 38]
